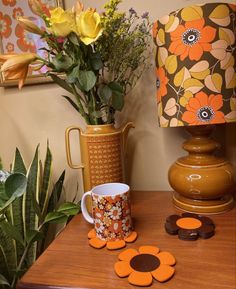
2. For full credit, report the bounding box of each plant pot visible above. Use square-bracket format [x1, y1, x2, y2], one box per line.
[65, 122, 134, 191]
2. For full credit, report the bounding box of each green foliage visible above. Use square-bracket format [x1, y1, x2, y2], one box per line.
[39, 1, 152, 125]
[0, 145, 80, 289]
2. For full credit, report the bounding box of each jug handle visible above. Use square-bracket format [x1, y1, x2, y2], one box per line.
[122, 122, 135, 153]
[65, 126, 84, 169]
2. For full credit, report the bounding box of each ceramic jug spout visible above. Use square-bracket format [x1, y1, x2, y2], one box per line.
[121, 122, 134, 153]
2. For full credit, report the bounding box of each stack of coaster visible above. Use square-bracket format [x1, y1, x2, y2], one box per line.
[114, 246, 176, 287]
[165, 212, 215, 240]
[87, 229, 138, 250]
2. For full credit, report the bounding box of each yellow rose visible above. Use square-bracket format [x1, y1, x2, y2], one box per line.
[49, 7, 75, 37]
[75, 8, 103, 45]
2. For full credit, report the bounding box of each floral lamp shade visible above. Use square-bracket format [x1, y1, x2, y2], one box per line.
[153, 2, 236, 127]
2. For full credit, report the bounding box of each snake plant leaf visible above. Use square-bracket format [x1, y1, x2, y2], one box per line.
[25, 230, 44, 245]
[44, 212, 68, 224]
[11, 149, 27, 265]
[0, 222, 24, 247]
[0, 274, 10, 286]
[0, 226, 16, 282]
[57, 202, 80, 216]
[78, 70, 97, 92]
[50, 74, 73, 94]
[47, 171, 65, 213]
[12, 148, 27, 175]
[40, 144, 52, 218]
[23, 146, 40, 265]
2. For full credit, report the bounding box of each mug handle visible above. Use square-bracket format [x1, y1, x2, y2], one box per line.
[81, 191, 94, 224]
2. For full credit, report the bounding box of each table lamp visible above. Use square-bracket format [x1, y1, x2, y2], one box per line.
[153, 2, 236, 214]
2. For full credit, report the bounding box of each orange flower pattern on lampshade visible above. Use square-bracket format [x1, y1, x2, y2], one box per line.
[153, 3, 236, 127]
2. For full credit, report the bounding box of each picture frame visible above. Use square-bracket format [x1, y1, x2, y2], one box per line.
[0, 0, 64, 88]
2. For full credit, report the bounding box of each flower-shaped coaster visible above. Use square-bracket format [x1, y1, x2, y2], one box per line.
[88, 229, 138, 250]
[114, 246, 176, 287]
[165, 212, 215, 240]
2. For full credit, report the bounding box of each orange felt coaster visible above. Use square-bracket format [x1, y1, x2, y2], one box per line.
[87, 229, 138, 250]
[176, 217, 202, 229]
[114, 245, 176, 287]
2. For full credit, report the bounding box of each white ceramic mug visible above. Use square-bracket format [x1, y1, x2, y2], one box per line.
[81, 183, 133, 241]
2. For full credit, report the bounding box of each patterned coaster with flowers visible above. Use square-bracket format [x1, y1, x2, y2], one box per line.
[165, 212, 215, 240]
[114, 246, 176, 287]
[88, 229, 138, 250]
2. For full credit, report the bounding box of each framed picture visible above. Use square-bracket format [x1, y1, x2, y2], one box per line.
[0, 0, 64, 88]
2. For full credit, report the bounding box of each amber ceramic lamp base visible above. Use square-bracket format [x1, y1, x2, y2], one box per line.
[169, 125, 235, 214]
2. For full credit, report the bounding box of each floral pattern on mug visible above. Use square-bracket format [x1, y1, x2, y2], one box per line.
[92, 191, 132, 241]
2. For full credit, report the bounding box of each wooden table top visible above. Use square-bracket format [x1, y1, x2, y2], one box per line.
[17, 191, 236, 289]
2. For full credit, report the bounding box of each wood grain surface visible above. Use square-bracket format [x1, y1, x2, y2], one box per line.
[17, 191, 236, 289]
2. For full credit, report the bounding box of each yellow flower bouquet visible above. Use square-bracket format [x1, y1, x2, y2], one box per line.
[0, 0, 151, 124]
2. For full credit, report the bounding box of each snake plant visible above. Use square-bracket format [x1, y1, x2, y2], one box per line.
[0, 145, 80, 289]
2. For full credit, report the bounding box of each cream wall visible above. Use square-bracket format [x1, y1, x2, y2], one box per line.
[0, 0, 235, 199]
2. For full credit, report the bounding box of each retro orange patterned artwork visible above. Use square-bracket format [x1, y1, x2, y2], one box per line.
[153, 3, 236, 127]
[0, 0, 63, 77]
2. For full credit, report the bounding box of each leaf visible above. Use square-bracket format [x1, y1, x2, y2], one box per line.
[78, 70, 96, 92]
[52, 55, 73, 71]
[0, 274, 10, 286]
[165, 15, 179, 33]
[220, 53, 235, 70]
[159, 116, 169, 127]
[67, 65, 80, 84]
[157, 47, 168, 68]
[164, 98, 177, 116]
[230, 98, 236, 111]
[68, 32, 80, 46]
[50, 74, 73, 94]
[40, 144, 52, 217]
[62, 95, 81, 114]
[171, 118, 184, 127]
[225, 67, 236, 89]
[89, 53, 103, 71]
[12, 148, 26, 175]
[25, 230, 44, 245]
[181, 6, 203, 21]
[189, 61, 210, 80]
[219, 28, 235, 45]
[23, 146, 40, 265]
[156, 28, 165, 46]
[205, 73, 223, 93]
[165, 55, 177, 74]
[57, 202, 80, 216]
[174, 67, 191, 87]
[0, 222, 24, 246]
[210, 40, 228, 60]
[47, 171, 65, 213]
[98, 85, 112, 105]
[209, 5, 230, 26]
[5, 173, 27, 199]
[183, 78, 204, 94]
[225, 111, 236, 123]
[44, 212, 68, 224]
[109, 82, 124, 111]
